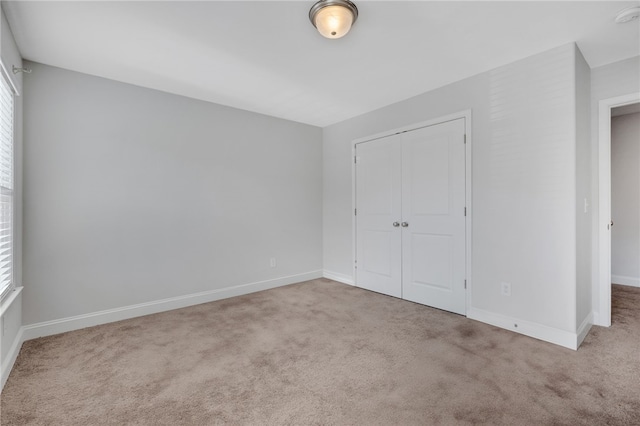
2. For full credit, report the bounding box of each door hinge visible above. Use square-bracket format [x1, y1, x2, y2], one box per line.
[464, 134, 467, 144]
[464, 207, 467, 216]
[464, 279, 467, 289]
[354, 156, 357, 164]
[354, 208, 357, 216]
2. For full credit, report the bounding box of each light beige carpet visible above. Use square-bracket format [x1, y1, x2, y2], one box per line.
[1, 280, 639, 425]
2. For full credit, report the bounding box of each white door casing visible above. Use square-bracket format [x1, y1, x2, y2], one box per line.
[354, 117, 467, 314]
[596, 93, 640, 327]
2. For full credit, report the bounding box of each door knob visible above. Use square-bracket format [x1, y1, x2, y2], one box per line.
[401, 222, 409, 227]
[393, 222, 400, 227]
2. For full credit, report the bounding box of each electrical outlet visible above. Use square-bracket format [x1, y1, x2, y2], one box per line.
[501, 282, 511, 296]
[270, 257, 277, 268]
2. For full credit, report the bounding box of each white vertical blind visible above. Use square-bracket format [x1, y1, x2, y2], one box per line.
[0, 69, 14, 300]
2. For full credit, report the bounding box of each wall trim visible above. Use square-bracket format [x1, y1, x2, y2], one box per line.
[467, 307, 581, 350]
[577, 312, 594, 347]
[0, 286, 22, 317]
[1, 287, 23, 391]
[3, 271, 323, 391]
[611, 275, 640, 287]
[21, 270, 322, 342]
[1, 326, 23, 391]
[323, 270, 354, 285]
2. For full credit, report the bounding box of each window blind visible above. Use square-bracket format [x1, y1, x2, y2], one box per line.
[0, 69, 14, 301]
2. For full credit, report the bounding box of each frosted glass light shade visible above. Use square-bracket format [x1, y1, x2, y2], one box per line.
[309, 0, 358, 39]
[315, 5, 353, 38]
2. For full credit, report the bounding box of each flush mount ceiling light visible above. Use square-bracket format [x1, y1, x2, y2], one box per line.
[615, 6, 640, 23]
[309, 0, 358, 39]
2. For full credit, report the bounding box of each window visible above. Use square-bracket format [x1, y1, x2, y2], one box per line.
[0, 67, 15, 301]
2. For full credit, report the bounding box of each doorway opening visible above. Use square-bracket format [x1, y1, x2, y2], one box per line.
[597, 93, 640, 327]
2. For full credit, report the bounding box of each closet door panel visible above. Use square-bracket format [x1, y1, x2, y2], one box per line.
[410, 233, 453, 290]
[355, 135, 402, 298]
[402, 119, 466, 315]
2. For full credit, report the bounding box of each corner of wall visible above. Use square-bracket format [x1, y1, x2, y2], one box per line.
[574, 44, 592, 334]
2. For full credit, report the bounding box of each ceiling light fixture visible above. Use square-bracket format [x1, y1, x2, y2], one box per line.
[309, 0, 358, 39]
[615, 6, 640, 23]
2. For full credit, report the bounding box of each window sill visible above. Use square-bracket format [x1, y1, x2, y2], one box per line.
[0, 286, 22, 317]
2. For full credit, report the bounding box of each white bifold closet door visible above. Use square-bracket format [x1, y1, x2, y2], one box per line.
[355, 118, 466, 315]
[354, 134, 403, 298]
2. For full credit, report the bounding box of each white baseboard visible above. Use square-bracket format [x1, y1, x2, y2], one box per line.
[21, 270, 323, 342]
[1, 326, 23, 391]
[1, 287, 23, 391]
[576, 312, 593, 347]
[3, 271, 322, 391]
[322, 270, 354, 286]
[611, 274, 640, 287]
[592, 311, 602, 327]
[467, 308, 582, 350]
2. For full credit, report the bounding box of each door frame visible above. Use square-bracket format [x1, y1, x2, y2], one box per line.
[351, 110, 472, 314]
[596, 93, 640, 327]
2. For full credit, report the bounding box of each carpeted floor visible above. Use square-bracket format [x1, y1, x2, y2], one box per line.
[1, 280, 639, 425]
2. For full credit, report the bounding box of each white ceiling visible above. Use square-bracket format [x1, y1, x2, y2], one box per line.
[3, 1, 640, 127]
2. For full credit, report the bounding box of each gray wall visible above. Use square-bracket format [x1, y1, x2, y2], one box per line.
[22, 62, 323, 325]
[611, 112, 640, 286]
[575, 47, 592, 328]
[324, 43, 583, 336]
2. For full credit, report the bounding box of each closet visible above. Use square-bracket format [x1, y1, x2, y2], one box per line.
[354, 118, 467, 315]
